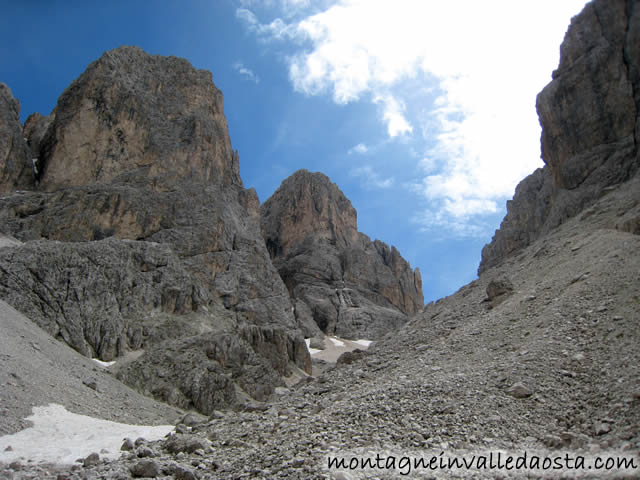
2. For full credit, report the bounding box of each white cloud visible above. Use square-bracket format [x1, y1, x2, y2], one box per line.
[348, 143, 368, 155]
[236, 7, 259, 25]
[280, 0, 313, 14]
[373, 94, 412, 137]
[236, 8, 298, 39]
[233, 61, 260, 83]
[418, 157, 437, 174]
[351, 165, 393, 189]
[239, 0, 314, 16]
[237, 0, 589, 235]
[411, 209, 487, 238]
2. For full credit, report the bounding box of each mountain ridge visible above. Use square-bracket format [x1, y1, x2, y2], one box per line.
[0, 46, 310, 415]
[0, 46, 422, 418]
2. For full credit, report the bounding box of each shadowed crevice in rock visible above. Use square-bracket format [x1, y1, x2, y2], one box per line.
[0, 83, 34, 193]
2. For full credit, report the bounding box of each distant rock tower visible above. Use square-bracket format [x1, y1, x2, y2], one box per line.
[261, 169, 423, 339]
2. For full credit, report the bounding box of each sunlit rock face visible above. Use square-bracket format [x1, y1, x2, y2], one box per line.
[34, 46, 239, 191]
[261, 169, 423, 340]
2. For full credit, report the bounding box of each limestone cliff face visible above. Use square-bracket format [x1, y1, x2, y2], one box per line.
[261, 169, 358, 258]
[480, 0, 640, 273]
[261, 170, 423, 339]
[34, 46, 239, 190]
[0, 84, 33, 193]
[0, 47, 309, 414]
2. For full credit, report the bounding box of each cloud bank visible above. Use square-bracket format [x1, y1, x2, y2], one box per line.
[237, 0, 588, 236]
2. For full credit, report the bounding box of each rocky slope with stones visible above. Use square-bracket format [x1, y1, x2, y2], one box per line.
[0, 46, 309, 416]
[0, 295, 182, 437]
[480, 0, 640, 273]
[261, 169, 423, 341]
[8, 175, 638, 479]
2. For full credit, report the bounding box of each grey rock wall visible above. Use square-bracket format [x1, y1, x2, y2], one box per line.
[480, 0, 640, 272]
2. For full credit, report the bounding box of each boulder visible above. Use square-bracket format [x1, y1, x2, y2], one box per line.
[485, 277, 514, 309]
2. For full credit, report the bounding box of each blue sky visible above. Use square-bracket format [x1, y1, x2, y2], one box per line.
[1, 0, 588, 302]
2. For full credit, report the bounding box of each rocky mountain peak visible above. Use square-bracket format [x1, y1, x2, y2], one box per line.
[260, 169, 358, 259]
[32, 46, 240, 191]
[261, 169, 423, 340]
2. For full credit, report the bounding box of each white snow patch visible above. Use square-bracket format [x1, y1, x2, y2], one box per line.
[328, 337, 345, 347]
[353, 339, 373, 347]
[0, 404, 173, 465]
[304, 338, 322, 355]
[0, 235, 22, 249]
[91, 358, 116, 368]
